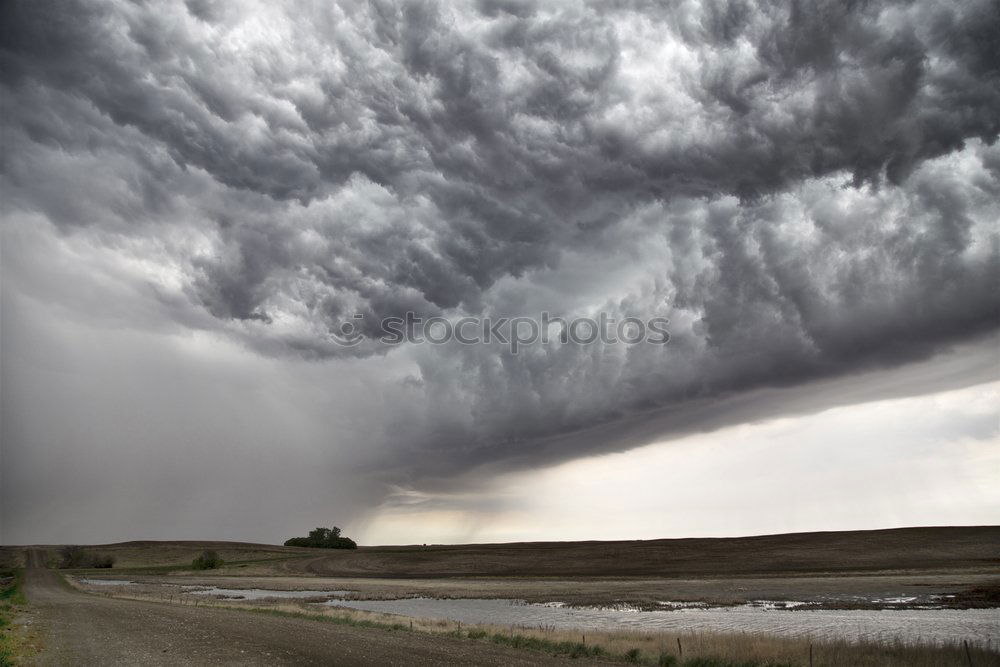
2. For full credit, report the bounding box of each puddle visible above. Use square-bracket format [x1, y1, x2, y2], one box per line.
[181, 586, 349, 601]
[746, 600, 808, 610]
[78, 578, 347, 601]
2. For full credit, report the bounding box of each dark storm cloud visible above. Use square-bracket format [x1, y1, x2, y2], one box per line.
[2, 0, 998, 486]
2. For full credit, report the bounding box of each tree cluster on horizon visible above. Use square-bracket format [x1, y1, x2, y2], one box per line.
[284, 526, 357, 549]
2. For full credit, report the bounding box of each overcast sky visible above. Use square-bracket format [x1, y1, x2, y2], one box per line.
[1, 0, 998, 545]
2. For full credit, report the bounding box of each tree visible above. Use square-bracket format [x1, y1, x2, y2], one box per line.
[192, 550, 223, 570]
[58, 546, 115, 569]
[58, 545, 86, 568]
[308, 527, 331, 543]
[307, 526, 341, 541]
[284, 526, 356, 549]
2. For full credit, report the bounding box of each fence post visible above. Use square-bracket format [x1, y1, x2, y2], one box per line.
[677, 637, 683, 660]
[809, 642, 813, 667]
[964, 639, 974, 667]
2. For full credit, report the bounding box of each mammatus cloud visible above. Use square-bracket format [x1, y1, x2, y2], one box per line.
[1, 0, 998, 500]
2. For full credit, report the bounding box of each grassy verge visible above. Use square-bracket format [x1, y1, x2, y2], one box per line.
[0, 569, 29, 666]
[232, 607, 1000, 666]
[157, 604, 787, 666]
[68, 577, 1000, 666]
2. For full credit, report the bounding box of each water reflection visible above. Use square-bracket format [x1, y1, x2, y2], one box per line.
[323, 596, 1000, 645]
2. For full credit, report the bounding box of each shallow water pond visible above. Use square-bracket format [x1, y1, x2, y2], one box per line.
[181, 585, 348, 601]
[79, 578, 134, 586]
[77, 578, 999, 645]
[78, 579, 346, 601]
[322, 596, 1000, 646]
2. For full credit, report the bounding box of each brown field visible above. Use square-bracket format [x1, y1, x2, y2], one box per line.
[9, 525, 997, 578]
[2, 540, 313, 570]
[283, 526, 1000, 578]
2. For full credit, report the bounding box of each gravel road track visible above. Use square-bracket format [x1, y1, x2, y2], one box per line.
[23, 550, 603, 666]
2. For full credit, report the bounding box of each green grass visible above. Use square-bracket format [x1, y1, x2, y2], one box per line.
[684, 660, 792, 667]
[0, 569, 28, 666]
[483, 630, 607, 659]
[0, 573, 26, 606]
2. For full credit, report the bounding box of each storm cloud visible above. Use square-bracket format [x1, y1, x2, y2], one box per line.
[2, 0, 998, 533]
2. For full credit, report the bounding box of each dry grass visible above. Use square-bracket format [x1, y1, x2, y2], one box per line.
[68, 578, 1000, 667]
[26, 541, 312, 570]
[290, 526, 1000, 578]
[0, 552, 24, 571]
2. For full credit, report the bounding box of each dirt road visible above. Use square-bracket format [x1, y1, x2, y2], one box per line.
[23, 550, 599, 666]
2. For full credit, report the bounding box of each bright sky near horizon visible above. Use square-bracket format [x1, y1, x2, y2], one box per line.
[358, 378, 1000, 545]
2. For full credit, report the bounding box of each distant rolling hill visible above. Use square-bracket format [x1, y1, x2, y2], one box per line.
[290, 526, 1000, 578]
[5, 526, 998, 577]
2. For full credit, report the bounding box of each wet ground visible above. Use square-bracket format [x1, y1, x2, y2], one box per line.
[76, 577, 1000, 646]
